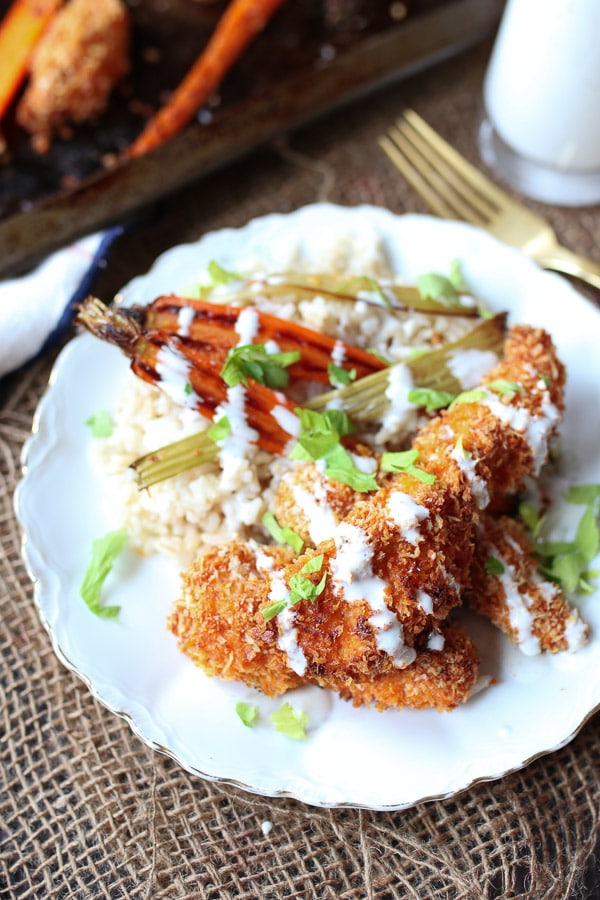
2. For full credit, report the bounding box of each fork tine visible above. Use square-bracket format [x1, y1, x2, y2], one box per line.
[394, 117, 493, 225]
[384, 123, 489, 226]
[378, 134, 457, 220]
[403, 110, 514, 214]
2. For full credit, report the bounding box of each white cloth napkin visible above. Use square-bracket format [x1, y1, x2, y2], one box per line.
[0, 230, 115, 379]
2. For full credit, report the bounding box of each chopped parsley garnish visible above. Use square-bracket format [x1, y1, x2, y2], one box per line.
[262, 511, 304, 554]
[221, 344, 300, 389]
[184, 382, 193, 395]
[269, 702, 309, 741]
[484, 556, 505, 576]
[407, 387, 456, 412]
[208, 260, 242, 284]
[289, 555, 327, 606]
[207, 415, 232, 442]
[380, 449, 436, 485]
[450, 388, 488, 408]
[235, 701, 258, 728]
[328, 362, 357, 387]
[289, 408, 377, 492]
[487, 379, 524, 397]
[416, 260, 466, 307]
[521, 485, 600, 594]
[80, 528, 128, 619]
[85, 410, 113, 438]
[262, 600, 288, 621]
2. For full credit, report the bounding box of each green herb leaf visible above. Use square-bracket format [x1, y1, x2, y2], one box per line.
[407, 387, 456, 412]
[565, 484, 600, 505]
[417, 272, 461, 306]
[455, 436, 472, 460]
[484, 556, 505, 575]
[289, 408, 374, 491]
[262, 511, 304, 554]
[450, 389, 488, 408]
[289, 571, 327, 606]
[449, 258, 465, 290]
[208, 260, 242, 284]
[575, 503, 600, 564]
[85, 410, 113, 438]
[269, 702, 308, 740]
[235, 701, 258, 728]
[80, 528, 128, 618]
[221, 344, 301, 389]
[328, 363, 357, 386]
[262, 599, 288, 621]
[380, 449, 436, 485]
[300, 554, 324, 575]
[207, 415, 232, 442]
[487, 379, 524, 396]
[519, 501, 544, 539]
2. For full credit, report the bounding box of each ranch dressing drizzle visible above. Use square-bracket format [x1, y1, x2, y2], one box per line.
[213, 307, 260, 473]
[177, 305, 195, 337]
[330, 521, 416, 668]
[290, 474, 339, 546]
[154, 345, 198, 409]
[449, 440, 490, 509]
[531, 570, 588, 653]
[489, 540, 540, 655]
[480, 388, 560, 475]
[379, 363, 418, 441]
[386, 491, 430, 545]
[252, 545, 307, 676]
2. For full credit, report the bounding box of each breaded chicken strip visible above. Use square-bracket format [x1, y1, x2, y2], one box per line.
[337, 625, 479, 713]
[467, 514, 588, 654]
[272, 447, 377, 547]
[414, 325, 565, 511]
[17, 0, 130, 152]
[169, 540, 305, 696]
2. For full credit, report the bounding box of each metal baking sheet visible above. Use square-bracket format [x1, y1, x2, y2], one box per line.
[0, 0, 503, 277]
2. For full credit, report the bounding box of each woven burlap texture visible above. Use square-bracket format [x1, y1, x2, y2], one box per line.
[3, 44, 600, 898]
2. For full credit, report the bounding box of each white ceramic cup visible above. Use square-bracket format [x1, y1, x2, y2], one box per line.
[480, 0, 600, 206]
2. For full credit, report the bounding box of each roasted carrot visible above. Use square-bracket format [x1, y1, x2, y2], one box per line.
[136, 295, 388, 384]
[126, 0, 285, 158]
[0, 0, 61, 124]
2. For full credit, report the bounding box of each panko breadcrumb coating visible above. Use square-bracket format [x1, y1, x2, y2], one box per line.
[169, 323, 588, 713]
[17, 0, 130, 152]
[468, 514, 589, 655]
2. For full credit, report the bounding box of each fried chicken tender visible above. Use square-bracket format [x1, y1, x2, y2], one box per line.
[337, 625, 479, 712]
[413, 325, 565, 510]
[467, 514, 589, 654]
[169, 540, 305, 696]
[170, 323, 585, 713]
[272, 446, 380, 548]
[17, 0, 130, 152]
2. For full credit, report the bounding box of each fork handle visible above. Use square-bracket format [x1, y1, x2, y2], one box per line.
[536, 245, 600, 292]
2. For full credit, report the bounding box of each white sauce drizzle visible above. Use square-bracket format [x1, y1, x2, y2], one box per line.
[177, 305, 195, 337]
[234, 307, 260, 345]
[155, 346, 198, 409]
[290, 478, 339, 546]
[447, 349, 499, 389]
[331, 339, 346, 367]
[427, 630, 445, 651]
[449, 442, 490, 509]
[386, 491, 430, 545]
[481, 390, 560, 475]
[379, 363, 418, 441]
[272, 405, 301, 439]
[330, 522, 416, 668]
[490, 543, 540, 655]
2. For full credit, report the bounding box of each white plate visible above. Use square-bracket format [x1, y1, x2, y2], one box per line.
[15, 204, 600, 809]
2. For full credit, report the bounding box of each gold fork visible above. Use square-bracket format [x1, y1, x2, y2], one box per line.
[379, 109, 600, 292]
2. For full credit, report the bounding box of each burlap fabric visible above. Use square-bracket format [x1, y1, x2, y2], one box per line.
[3, 43, 600, 899]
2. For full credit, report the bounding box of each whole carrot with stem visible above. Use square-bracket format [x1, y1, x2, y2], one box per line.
[126, 0, 286, 159]
[0, 0, 61, 125]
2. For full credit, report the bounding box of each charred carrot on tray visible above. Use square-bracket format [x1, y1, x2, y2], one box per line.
[0, 0, 61, 124]
[126, 0, 286, 158]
